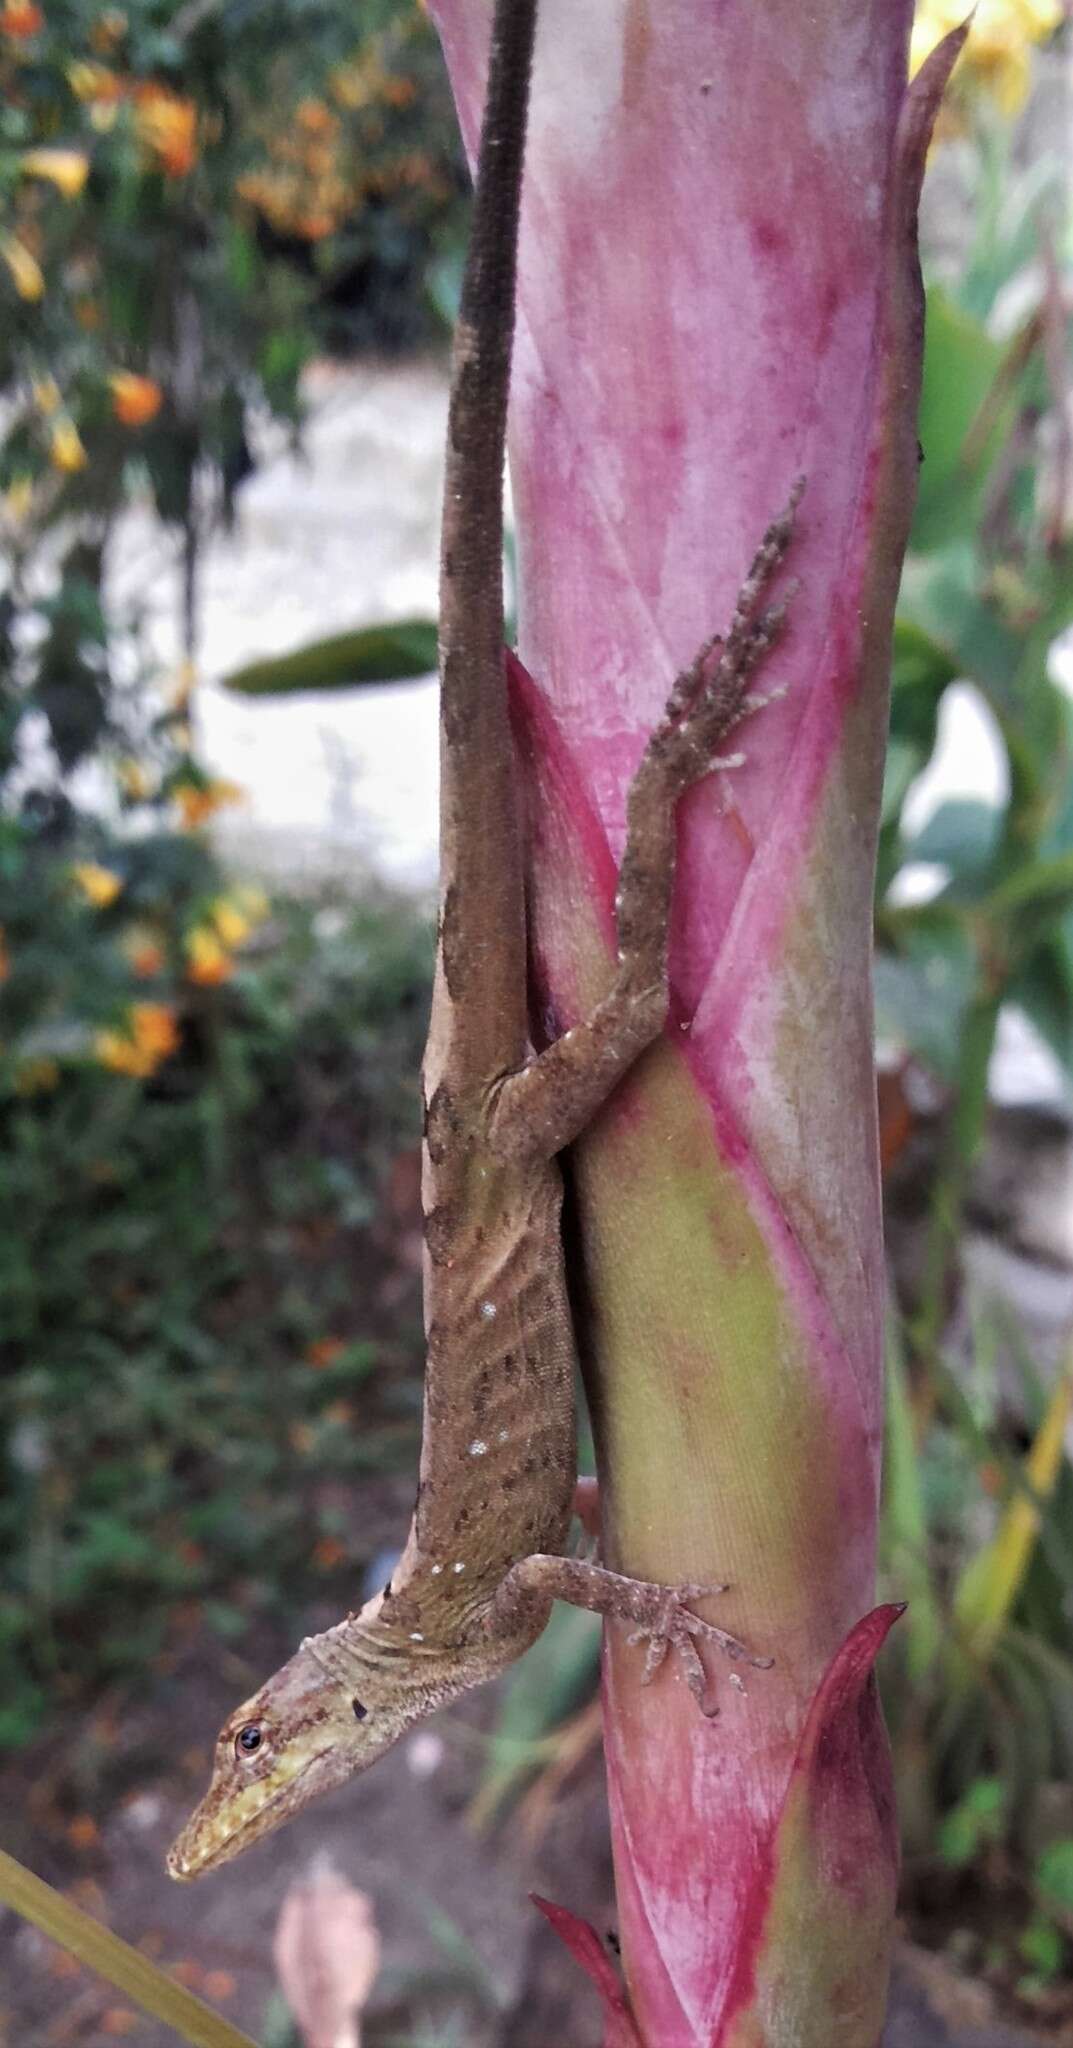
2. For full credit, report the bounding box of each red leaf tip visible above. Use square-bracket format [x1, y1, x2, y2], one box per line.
[530, 1896, 643, 2048]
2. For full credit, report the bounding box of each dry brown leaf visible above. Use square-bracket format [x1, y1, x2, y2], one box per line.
[273, 1860, 381, 2048]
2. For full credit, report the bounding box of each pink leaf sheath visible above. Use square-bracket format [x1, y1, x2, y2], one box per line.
[431, 5, 966, 2043]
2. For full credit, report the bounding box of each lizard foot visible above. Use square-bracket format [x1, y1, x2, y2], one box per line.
[490, 1556, 773, 1721]
[649, 476, 804, 799]
[625, 1583, 773, 1717]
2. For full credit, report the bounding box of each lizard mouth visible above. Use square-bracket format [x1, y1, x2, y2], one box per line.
[166, 1746, 331, 1881]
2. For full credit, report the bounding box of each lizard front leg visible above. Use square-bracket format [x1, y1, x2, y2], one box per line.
[486, 1554, 772, 1717]
[488, 479, 802, 1164]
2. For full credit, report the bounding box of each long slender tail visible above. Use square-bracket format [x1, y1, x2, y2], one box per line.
[435, 0, 538, 1089]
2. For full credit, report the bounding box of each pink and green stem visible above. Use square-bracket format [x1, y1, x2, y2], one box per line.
[430, 5, 965, 2042]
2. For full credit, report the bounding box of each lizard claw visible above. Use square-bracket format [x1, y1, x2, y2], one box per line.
[630, 1585, 772, 1717]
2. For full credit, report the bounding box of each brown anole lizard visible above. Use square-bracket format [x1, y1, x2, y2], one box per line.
[168, 0, 798, 1882]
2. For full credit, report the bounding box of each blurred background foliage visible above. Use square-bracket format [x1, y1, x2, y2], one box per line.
[1, 0, 1073, 2038]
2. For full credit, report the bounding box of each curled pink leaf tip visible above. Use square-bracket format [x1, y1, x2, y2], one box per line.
[530, 1895, 643, 2048]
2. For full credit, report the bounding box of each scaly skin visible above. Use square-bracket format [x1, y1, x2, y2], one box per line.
[168, 0, 793, 1883]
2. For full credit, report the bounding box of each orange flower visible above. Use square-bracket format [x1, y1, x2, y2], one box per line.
[0, 1, 43, 35]
[295, 211, 335, 242]
[95, 1002, 179, 1078]
[312, 1537, 347, 1571]
[184, 925, 232, 985]
[133, 83, 197, 177]
[109, 371, 162, 426]
[172, 774, 242, 829]
[306, 1336, 345, 1370]
[295, 97, 338, 138]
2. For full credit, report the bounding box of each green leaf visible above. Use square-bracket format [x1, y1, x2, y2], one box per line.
[911, 287, 1010, 553]
[881, 1313, 941, 1681]
[1037, 1838, 1073, 1915]
[905, 798, 1001, 891]
[936, 1776, 1006, 1868]
[1019, 1913, 1065, 1979]
[985, 851, 1073, 960]
[220, 619, 438, 696]
[0, 1849, 258, 2048]
[1009, 935, 1073, 1080]
[874, 908, 976, 1080]
[474, 1602, 600, 1822]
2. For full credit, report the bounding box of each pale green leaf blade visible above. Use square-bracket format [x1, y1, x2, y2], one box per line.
[0, 1848, 259, 2048]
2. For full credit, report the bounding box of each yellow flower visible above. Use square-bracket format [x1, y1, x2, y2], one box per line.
[16, 1056, 59, 1095]
[172, 775, 243, 829]
[116, 756, 154, 801]
[50, 417, 87, 472]
[2, 235, 44, 301]
[67, 60, 120, 102]
[20, 149, 90, 199]
[3, 475, 34, 523]
[71, 861, 122, 908]
[233, 883, 269, 922]
[95, 1002, 179, 1078]
[209, 897, 251, 950]
[184, 925, 233, 985]
[109, 371, 163, 426]
[911, 0, 1062, 114]
[31, 374, 61, 414]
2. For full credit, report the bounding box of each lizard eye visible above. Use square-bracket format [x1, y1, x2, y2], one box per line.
[235, 1723, 263, 1758]
[352, 1699, 368, 1722]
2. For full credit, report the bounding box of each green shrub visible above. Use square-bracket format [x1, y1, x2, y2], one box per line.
[0, 888, 433, 1747]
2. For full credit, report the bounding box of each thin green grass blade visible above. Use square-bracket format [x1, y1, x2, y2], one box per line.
[882, 1306, 942, 1678]
[0, 1848, 259, 2048]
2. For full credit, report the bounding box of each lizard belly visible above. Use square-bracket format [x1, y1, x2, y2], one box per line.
[404, 1158, 577, 1612]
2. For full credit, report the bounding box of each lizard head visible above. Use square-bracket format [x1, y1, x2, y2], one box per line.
[166, 1623, 449, 1880]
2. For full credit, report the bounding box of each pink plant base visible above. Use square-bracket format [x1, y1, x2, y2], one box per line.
[431, 4, 967, 2041]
